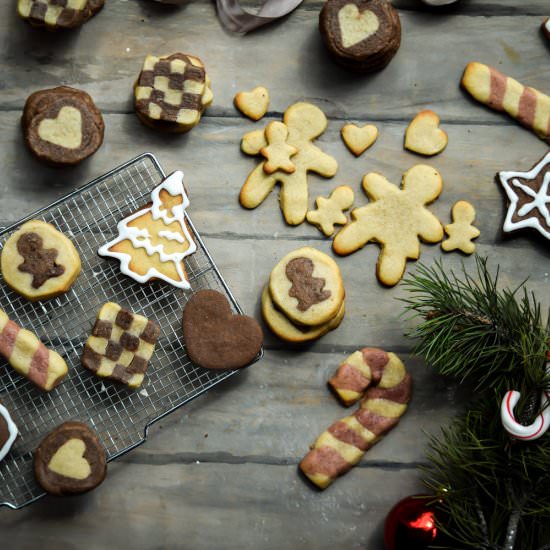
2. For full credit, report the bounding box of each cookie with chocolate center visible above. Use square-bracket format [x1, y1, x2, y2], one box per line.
[34, 422, 107, 496]
[134, 53, 213, 133]
[17, 0, 105, 30]
[319, 0, 401, 73]
[23, 86, 104, 166]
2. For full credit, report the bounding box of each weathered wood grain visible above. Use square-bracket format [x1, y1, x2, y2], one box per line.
[1, 2, 548, 122]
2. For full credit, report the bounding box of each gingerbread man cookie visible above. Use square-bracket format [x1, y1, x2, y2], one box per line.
[307, 186, 355, 237]
[333, 165, 444, 286]
[441, 201, 480, 254]
[261, 122, 298, 174]
[240, 102, 338, 226]
[1, 220, 81, 301]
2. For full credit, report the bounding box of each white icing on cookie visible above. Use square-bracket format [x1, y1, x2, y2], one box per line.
[98, 171, 197, 290]
[0, 404, 18, 462]
[545, 17, 550, 34]
[498, 152, 550, 240]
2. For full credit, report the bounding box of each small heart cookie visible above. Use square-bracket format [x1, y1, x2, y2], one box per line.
[182, 290, 263, 370]
[341, 123, 378, 156]
[34, 422, 107, 496]
[404, 110, 448, 156]
[234, 86, 270, 121]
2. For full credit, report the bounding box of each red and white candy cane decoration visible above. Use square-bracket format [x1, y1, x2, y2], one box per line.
[500, 351, 550, 441]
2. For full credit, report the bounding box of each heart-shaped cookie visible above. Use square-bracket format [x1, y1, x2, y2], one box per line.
[338, 4, 380, 48]
[404, 110, 448, 156]
[34, 421, 107, 496]
[182, 290, 263, 370]
[234, 86, 270, 121]
[38, 106, 83, 149]
[341, 123, 378, 156]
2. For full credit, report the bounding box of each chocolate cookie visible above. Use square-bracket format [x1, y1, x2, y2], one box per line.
[182, 290, 263, 370]
[134, 53, 213, 133]
[23, 86, 104, 166]
[0, 404, 18, 462]
[17, 0, 105, 30]
[319, 0, 401, 73]
[34, 422, 107, 496]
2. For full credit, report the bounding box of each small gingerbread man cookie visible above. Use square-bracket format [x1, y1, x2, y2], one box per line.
[441, 201, 480, 254]
[307, 186, 355, 236]
[261, 122, 298, 174]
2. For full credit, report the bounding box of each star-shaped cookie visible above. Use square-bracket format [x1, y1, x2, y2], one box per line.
[497, 152, 550, 240]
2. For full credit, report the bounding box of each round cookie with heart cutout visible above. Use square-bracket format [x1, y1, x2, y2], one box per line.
[182, 290, 263, 370]
[34, 422, 107, 496]
[269, 247, 345, 327]
[319, 0, 401, 73]
[22, 86, 104, 166]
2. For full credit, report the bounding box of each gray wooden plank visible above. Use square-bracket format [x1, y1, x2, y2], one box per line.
[1, 2, 548, 122]
[0, 462, 424, 550]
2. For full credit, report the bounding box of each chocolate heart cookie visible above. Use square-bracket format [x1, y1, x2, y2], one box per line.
[22, 86, 104, 166]
[319, 0, 401, 73]
[182, 290, 263, 370]
[34, 422, 107, 496]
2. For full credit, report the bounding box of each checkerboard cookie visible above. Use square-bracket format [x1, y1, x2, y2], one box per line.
[81, 303, 160, 389]
[17, 0, 105, 30]
[134, 53, 213, 133]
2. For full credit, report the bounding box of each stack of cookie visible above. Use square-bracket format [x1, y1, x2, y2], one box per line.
[319, 0, 401, 73]
[261, 247, 345, 343]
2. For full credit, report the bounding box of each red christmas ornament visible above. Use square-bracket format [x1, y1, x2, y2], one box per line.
[384, 494, 443, 550]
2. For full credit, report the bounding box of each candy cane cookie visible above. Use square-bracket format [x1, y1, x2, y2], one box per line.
[328, 347, 407, 406]
[461, 62, 550, 143]
[0, 309, 68, 391]
[300, 351, 412, 489]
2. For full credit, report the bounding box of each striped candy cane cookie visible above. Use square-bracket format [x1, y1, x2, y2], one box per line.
[328, 347, 407, 406]
[0, 309, 68, 391]
[461, 62, 550, 143]
[300, 352, 412, 490]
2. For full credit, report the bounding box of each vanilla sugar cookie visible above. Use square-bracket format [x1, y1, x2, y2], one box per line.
[341, 123, 378, 156]
[306, 186, 355, 237]
[1, 220, 81, 301]
[261, 121, 298, 174]
[333, 165, 443, 286]
[404, 110, 448, 156]
[261, 286, 345, 343]
[269, 247, 345, 327]
[240, 102, 338, 226]
[234, 86, 270, 121]
[442, 201, 480, 254]
[319, 0, 401, 73]
[34, 422, 107, 496]
[98, 171, 197, 290]
[22, 86, 104, 166]
[134, 53, 213, 133]
[18, 0, 105, 30]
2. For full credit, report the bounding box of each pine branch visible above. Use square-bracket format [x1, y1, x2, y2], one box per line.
[401, 256, 549, 401]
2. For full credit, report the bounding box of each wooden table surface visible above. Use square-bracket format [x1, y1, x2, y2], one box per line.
[1, 1, 549, 548]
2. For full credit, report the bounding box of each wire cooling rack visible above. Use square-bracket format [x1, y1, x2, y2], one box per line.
[0, 153, 262, 510]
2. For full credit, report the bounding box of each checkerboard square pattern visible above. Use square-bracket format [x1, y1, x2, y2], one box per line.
[81, 302, 160, 389]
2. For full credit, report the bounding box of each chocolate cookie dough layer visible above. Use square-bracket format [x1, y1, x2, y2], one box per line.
[17, 0, 105, 30]
[134, 53, 213, 133]
[23, 86, 104, 166]
[34, 422, 107, 496]
[319, 0, 401, 73]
